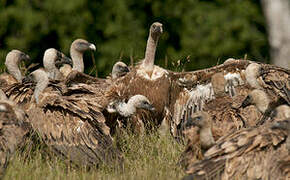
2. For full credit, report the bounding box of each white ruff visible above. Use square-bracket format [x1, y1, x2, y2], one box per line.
[224, 72, 244, 86]
[137, 65, 168, 80]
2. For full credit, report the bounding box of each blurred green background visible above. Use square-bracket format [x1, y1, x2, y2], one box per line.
[0, 0, 269, 77]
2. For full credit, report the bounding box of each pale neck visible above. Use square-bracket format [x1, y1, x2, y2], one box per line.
[142, 33, 159, 72]
[34, 77, 49, 104]
[6, 60, 22, 83]
[116, 101, 136, 117]
[71, 49, 84, 73]
[200, 127, 215, 150]
[245, 68, 261, 89]
[44, 61, 61, 80]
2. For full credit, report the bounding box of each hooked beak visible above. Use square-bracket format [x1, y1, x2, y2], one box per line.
[120, 66, 130, 73]
[89, 43, 96, 51]
[22, 74, 34, 83]
[185, 117, 200, 128]
[154, 26, 163, 35]
[241, 96, 252, 108]
[21, 54, 30, 61]
[56, 55, 73, 67]
[147, 104, 155, 111]
[271, 121, 286, 130]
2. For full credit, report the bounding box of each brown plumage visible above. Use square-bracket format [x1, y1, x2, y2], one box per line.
[0, 90, 30, 178]
[245, 62, 290, 104]
[182, 111, 290, 180]
[110, 22, 171, 132]
[22, 69, 123, 167]
[170, 59, 251, 138]
[7, 61, 136, 167]
[239, 88, 286, 125]
[170, 59, 290, 138]
[0, 50, 30, 89]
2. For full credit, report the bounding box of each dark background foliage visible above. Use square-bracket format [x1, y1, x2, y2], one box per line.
[0, 0, 269, 77]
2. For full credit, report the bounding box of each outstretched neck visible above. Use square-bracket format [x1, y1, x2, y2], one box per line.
[70, 49, 84, 73]
[200, 127, 215, 151]
[142, 34, 159, 73]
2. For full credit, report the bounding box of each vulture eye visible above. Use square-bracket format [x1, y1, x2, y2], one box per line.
[143, 101, 149, 105]
[152, 24, 156, 29]
[194, 116, 202, 121]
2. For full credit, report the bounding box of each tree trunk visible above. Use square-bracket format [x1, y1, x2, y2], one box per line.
[261, 0, 290, 68]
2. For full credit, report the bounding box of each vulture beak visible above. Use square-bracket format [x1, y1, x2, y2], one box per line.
[89, 43, 96, 51]
[271, 120, 290, 130]
[22, 74, 34, 83]
[185, 117, 197, 128]
[22, 54, 31, 61]
[259, 66, 268, 76]
[120, 66, 130, 73]
[241, 96, 252, 108]
[147, 104, 155, 111]
[56, 55, 73, 67]
[156, 26, 163, 34]
[269, 109, 277, 119]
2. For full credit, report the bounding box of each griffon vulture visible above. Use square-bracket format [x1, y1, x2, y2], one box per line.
[0, 50, 30, 89]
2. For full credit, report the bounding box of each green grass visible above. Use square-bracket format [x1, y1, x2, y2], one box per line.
[4, 132, 185, 180]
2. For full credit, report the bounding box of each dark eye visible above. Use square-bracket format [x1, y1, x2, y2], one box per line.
[152, 24, 156, 29]
[143, 101, 149, 105]
[194, 116, 202, 121]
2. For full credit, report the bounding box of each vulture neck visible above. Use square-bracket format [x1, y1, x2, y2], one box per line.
[142, 33, 159, 75]
[200, 126, 215, 151]
[34, 73, 49, 104]
[116, 101, 136, 118]
[44, 59, 61, 80]
[5, 55, 22, 83]
[70, 49, 84, 73]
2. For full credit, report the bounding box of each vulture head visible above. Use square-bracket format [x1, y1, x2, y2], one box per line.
[271, 105, 290, 120]
[128, 95, 155, 112]
[43, 48, 72, 68]
[71, 39, 96, 53]
[272, 118, 290, 152]
[241, 89, 269, 113]
[70, 39, 96, 72]
[272, 118, 290, 131]
[43, 48, 72, 80]
[150, 22, 163, 41]
[108, 95, 155, 117]
[245, 63, 265, 89]
[186, 111, 211, 129]
[112, 61, 129, 79]
[5, 50, 30, 83]
[186, 111, 215, 151]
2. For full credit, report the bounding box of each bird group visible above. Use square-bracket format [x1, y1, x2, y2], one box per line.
[0, 22, 289, 179]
